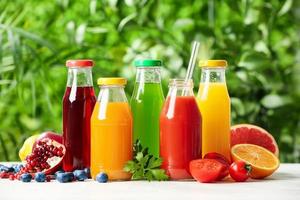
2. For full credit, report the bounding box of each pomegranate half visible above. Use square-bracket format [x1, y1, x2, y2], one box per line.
[24, 138, 66, 175]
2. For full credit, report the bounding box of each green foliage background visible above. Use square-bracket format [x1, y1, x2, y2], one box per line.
[0, 0, 299, 162]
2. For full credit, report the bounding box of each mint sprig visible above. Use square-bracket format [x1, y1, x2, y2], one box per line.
[124, 140, 169, 181]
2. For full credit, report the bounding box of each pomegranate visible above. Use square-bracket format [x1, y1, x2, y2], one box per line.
[21, 138, 65, 175]
[33, 131, 63, 149]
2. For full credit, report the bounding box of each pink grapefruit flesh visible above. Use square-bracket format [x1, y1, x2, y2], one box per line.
[230, 124, 279, 157]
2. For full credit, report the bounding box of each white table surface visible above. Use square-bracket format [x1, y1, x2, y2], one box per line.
[0, 163, 299, 200]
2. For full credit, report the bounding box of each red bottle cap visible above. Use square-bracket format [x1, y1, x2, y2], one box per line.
[66, 59, 94, 67]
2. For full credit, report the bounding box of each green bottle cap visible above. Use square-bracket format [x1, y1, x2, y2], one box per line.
[134, 59, 162, 67]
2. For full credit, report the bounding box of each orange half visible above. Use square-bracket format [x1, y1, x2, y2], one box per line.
[231, 144, 280, 179]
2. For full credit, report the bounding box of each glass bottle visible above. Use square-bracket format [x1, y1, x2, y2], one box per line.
[130, 59, 164, 157]
[62, 59, 96, 171]
[91, 78, 132, 181]
[160, 79, 202, 180]
[196, 60, 231, 161]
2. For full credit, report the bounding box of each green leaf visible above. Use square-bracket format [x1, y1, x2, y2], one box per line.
[133, 139, 143, 155]
[11, 27, 56, 52]
[131, 168, 144, 180]
[145, 170, 154, 181]
[150, 169, 169, 181]
[123, 140, 168, 181]
[278, 0, 293, 16]
[231, 97, 245, 116]
[261, 94, 291, 109]
[118, 13, 137, 31]
[147, 156, 163, 169]
[173, 18, 194, 31]
[238, 51, 270, 70]
[123, 160, 136, 172]
[140, 154, 150, 167]
[136, 152, 144, 161]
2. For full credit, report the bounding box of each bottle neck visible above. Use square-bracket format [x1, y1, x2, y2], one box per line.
[200, 67, 226, 83]
[167, 79, 194, 97]
[97, 85, 127, 102]
[67, 67, 93, 87]
[135, 67, 161, 83]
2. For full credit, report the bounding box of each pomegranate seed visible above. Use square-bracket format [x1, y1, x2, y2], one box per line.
[56, 150, 63, 157]
[46, 175, 51, 182]
[15, 174, 21, 180]
[45, 163, 50, 169]
[9, 174, 15, 180]
[25, 164, 32, 170]
[30, 160, 37, 167]
[0, 172, 7, 178]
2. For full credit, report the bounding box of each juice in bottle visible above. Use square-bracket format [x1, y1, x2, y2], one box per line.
[196, 60, 231, 161]
[91, 78, 132, 180]
[160, 79, 201, 180]
[63, 60, 96, 171]
[130, 59, 164, 157]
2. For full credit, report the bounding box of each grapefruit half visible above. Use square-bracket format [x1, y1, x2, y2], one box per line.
[230, 124, 279, 157]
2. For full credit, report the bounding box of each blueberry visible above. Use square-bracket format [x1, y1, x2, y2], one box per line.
[0, 165, 14, 172]
[65, 172, 75, 181]
[96, 172, 108, 183]
[20, 173, 32, 182]
[56, 173, 69, 183]
[11, 164, 23, 173]
[0, 165, 8, 172]
[35, 172, 46, 182]
[84, 168, 91, 178]
[56, 172, 74, 183]
[54, 170, 64, 178]
[73, 170, 87, 181]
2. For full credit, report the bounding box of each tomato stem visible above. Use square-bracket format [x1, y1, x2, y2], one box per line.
[245, 164, 252, 173]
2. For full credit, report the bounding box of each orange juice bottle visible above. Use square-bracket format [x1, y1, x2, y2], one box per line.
[91, 78, 132, 180]
[196, 60, 231, 161]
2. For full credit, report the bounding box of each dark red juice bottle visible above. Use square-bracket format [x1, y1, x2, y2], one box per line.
[160, 79, 202, 180]
[63, 60, 96, 171]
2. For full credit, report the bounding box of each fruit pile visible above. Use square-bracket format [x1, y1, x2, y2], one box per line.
[0, 124, 280, 183]
[0, 131, 110, 183]
[189, 124, 280, 183]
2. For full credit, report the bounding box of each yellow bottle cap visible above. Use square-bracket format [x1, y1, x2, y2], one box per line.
[97, 78, 127, 86]
[198, 60, 227, 68]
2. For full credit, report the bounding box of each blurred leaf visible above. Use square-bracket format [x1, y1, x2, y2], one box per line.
[238, 51, 270, 70]
[75, 24, 86, 44]
[11, 27, 56, 52]
[173, 18, 194, 31]
[231, 97, 245, 116]
[261, 94, 291, 109]
[118, 13, 137, 31]
[278, 0, 293, 16]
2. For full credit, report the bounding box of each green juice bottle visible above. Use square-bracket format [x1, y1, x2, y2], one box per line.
[130, 59, 165, 157]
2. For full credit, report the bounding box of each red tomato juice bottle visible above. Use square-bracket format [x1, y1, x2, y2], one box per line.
[62, 60, 96, 171]
[160, 79, 202, 180]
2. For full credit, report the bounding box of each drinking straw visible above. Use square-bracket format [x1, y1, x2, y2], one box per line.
[184, 41, 201, 82]
[181, 41, 200, 96]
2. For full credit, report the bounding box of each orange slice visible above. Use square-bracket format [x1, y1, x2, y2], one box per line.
[231, 144, 280, 179]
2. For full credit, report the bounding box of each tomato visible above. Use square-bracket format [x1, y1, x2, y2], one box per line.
[229, 161, 251, 182]
[189, 159, 226, 183]
[204, 152, 231, 166]
[204, 152, 230, 180]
